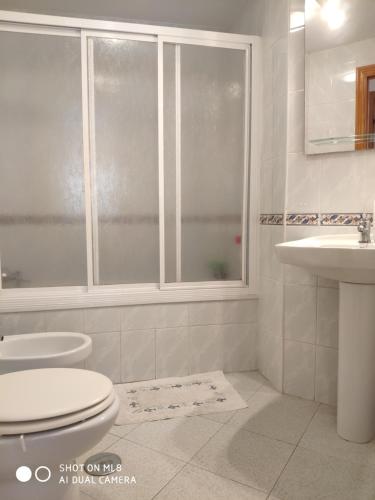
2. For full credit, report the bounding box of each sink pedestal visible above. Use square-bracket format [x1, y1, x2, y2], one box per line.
[338, 282, 375, 443]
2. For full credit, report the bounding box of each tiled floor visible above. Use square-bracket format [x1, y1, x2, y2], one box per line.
[79, 371, 375, 500]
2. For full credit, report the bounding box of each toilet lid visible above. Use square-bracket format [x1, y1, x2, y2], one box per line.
[0, 368, 113, 422]
[0, 391, 117, 435]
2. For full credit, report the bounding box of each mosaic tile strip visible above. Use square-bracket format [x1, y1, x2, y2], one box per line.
[320, 213, 373, 226]
[259, 214, 284, 225]
[286, 213, 319, 225]
[260, 212, 374, 226]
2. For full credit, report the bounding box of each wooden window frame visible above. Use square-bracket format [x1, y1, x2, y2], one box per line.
[355, 64, 375, 150]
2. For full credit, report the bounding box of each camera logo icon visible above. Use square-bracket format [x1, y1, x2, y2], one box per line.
[16, 465, 51, 483]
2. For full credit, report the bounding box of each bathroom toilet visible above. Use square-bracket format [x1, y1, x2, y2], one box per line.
[0, 368, 119, 500]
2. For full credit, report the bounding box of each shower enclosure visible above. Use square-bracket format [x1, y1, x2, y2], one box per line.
[0, 11, 260, 310]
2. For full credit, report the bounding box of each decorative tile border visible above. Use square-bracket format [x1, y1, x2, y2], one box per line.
[286, 213, 319, 226]
[320, 213, 372, 226]
[259, 214, 284, 225]
[260, 212, 373, 226]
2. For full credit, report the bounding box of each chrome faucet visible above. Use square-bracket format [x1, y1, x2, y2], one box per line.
[358, 217, 372, 244]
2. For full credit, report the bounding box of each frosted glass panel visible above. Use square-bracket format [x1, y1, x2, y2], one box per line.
[180, 45, 246, 282]
[91, 38, 159, 284]
[0, 31, 86, 288]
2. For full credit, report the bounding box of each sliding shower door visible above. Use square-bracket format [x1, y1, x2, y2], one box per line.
[87, 34, 159, 285]
[163, 40, 250, 284]
[0, 29, 86, 288]
[0, 21, 252, 293]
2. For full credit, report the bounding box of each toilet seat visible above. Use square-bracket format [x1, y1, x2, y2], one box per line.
[0, 390, 115, 435]
[0, 368, 115, 435]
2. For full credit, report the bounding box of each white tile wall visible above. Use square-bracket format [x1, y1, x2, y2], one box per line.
[188, 302, 223, 326]
[121, 305, 161, 331]
[121, 329, 156, 383]
[286, 153, 321, 213]
[0, 299, 258, 383]
[284, 284, 317, 344]
[189, 325, 223, 373]
[221, 323, 257, 372]
[316, 287, 339, 349]
[44, 309, 85, 332]
[284, 340, 315, 400]
[256, 0, 289, 393]
[84, 307, 121, 334]
[257, 329, 283, 391]
[0, 311, 45, 335]
[315, 346, 338, 406]
[279, 0, 374, 406]
[155, 327, 190, 378]
[86, 332, 121, 383]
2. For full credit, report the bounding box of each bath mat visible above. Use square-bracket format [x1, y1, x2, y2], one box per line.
[114, 371, 248, 424]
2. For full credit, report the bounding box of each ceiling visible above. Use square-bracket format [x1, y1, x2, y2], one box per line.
[306, 0, 375, 53]
[0, 0, 259, 33]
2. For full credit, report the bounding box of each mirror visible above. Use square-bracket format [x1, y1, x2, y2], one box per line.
[305, 0, 375, 154]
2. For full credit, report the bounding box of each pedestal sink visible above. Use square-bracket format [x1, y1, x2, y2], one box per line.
[276, 234, 375, 443]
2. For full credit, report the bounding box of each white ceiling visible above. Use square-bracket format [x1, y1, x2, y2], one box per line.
[0, 0, 259, 33]
[306, 0, 375, 52]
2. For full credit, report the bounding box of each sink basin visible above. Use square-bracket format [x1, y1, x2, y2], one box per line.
[275, 233, 375, 284]
[0, 332, 92, 374]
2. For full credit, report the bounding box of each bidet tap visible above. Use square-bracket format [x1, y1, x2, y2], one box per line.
[358, 217, 372, 244]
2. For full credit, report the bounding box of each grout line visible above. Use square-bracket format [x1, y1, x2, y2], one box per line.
[314, 283, 319, 401]
[186, 422, 226, 464]
[150, 464, 188, 499]
[79, 488, 96, 500]
[184, 460, 268, 496]
[116, 434, 188, 465]
[266, 402, 321, 499]
[120, 433, 189, 464]
[108, 422, 141, 439]
[192, 462, 269, 496]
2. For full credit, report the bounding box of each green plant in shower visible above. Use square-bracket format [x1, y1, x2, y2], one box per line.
[208, 260, 228, 280]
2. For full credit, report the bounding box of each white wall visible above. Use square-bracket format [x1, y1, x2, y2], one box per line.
[283, 0, 375, 405]
[0, 0, 256, 33]
[0, 301, 258, 382]
[257, 0, 289, 391]
[257, 0, 375, 405]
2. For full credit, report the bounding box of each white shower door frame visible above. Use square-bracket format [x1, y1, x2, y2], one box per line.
[157, 36, 251, 290]
[0, 10, 261, 312]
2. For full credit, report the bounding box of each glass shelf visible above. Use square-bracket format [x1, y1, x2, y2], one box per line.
[309, 134, 375, 146]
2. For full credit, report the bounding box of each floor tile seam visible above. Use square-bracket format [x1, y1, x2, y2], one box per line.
[222, 385, 262, 427]
[297, 402, 321, 445]
[79, 489, 96, 500]
[182, 460, 269, 496]
[150, 462, 189, 500]
[266, 443, 299, 499]
[109, 422, 142, 439]
[185, 419, 227, 464]
[266, 403, 322, 496]
[296, 443, 375, 468]
[222, 419, 301, 447]
[118, 433, 190, 464]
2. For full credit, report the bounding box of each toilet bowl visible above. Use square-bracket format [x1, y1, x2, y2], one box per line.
[0, 368, 119, 500]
